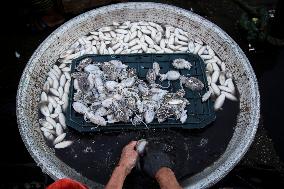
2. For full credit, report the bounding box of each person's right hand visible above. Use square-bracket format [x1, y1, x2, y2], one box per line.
[118, 141, 138, 175]
[142, 143, 173, 178]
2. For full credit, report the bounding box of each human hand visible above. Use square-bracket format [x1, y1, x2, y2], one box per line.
[118, 141, 138, 175]
[142, 143, 173, 178]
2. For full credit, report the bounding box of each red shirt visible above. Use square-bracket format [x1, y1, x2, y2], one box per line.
[47, 178, 88, 189]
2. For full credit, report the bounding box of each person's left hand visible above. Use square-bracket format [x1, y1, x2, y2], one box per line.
[118, 141, 138, 175]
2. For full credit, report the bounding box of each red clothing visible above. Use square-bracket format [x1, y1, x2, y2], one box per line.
[47, 178, 88, 189]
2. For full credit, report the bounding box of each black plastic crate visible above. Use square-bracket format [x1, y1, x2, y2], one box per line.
[66, 53, 216, 132]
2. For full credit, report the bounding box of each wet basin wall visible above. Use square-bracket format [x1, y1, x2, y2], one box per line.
[16, 2, 260, 189]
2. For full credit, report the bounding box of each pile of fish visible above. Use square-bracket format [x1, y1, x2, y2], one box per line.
[39, 64, 72, 149]
[38, 20, 238, 149]
[72, 58, 204, 126]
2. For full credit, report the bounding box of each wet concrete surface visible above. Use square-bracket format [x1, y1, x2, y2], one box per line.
[1, 0, 284, 188]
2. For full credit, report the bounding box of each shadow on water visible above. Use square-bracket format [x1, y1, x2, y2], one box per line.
[55, 98, 239, 188]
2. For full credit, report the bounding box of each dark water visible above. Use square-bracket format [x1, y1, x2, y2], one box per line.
[54, 99, 239, 189]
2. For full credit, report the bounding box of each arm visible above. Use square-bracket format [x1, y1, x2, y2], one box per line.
[155, 167, 182, 189]
[105, 141, 138, 189]
[104, 164, 128, 189]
